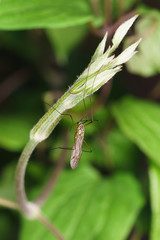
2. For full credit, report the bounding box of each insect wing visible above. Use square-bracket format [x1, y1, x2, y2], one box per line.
[70, 127, 84, 170]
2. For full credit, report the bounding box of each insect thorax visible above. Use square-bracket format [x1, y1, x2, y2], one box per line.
[77, 122, 85, 136]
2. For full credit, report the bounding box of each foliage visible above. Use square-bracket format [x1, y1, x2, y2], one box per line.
[21, 167, 144, 240]
[0, 1, 160, 240]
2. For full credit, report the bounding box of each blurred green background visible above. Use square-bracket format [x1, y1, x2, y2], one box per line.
[1, 0, 160, 240]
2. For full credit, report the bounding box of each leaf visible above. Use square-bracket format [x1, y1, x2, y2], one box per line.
[0, 114, 33, 151]
[0, 0, 92, 30]
[111, 96, 160, 167]
[46, 25, 88, 63]
[0, 163, 16, 201]
[106, 128, 140, 171]
[0, 212, 15, 240]
[85, 127, 140, 170]
[149, 164, 160, 240]
[0, 31, 40, 62]
[125, 8, 160, 76]
[20, 166, 144, 240]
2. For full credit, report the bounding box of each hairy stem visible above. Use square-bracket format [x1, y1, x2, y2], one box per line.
[15, 139, 38, 216]
[36, 133, 68, 206]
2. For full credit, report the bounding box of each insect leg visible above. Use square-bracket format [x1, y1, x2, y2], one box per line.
[51, 147, 74, 151]
[83, 139, 92, 152]
[83, 119, 98, 128]
[51, 106, 76, 130]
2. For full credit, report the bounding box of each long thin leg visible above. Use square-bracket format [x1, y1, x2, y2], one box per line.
[83, 139, 92, 152]
[89, 94, 94, 122]
[51, 147, 74, 151]
[60, 113, 76, 130]
[83, 98, 88, 120]
[44, 102, 76, 130]
[80, 119, 98, 125]
[52, 106, 76, 130]
[80, 119, 90, 124]
[81, 120, 98, 152]
[51, 146, 91, 153]
[79, 112, 88, 122]
[79, 64, 92, 122]
[83, 120, 98, 128]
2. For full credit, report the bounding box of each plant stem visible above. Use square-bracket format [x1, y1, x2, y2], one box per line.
[0, 198, 19, 210]
[0, 197, 64, 239]
[38, 213, 65, 240]
[36, 133, 68, 206]
[15, 139, 38, 216]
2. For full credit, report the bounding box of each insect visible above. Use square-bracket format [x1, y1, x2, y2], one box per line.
[70, 118, 97, 169]
[70, 121, 85, 169]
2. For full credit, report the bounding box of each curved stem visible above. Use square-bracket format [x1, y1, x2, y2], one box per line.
[15, 139, 38, 216]
[36, 133, 68, 206]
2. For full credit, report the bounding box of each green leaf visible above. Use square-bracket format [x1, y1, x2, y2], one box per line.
[0, 163, 16, 201]
[0, 0, 92, 30]
[111, 96, 160, 167]
[86, 127, 140, 170]
[106, 128, 140, 171]
[0, 212, 15, 240]
[0, 31, 40, 62]
[20, 166, 144, 240]
[125, 8, 160, 76]
[149, 164, 160, 240]
[46, 25, 88, 63]
[0, 114, 33, 151]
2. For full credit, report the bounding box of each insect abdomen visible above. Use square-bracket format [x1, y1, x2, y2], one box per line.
[70, 123, 84, 169]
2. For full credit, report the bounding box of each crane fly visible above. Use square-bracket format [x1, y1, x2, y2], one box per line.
[70, 121, 85, 169]
[51, 108, 97, 170]
[70, 119, 98, 169]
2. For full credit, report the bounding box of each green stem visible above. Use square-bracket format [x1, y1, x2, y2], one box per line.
[15, 139, 38, 217]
